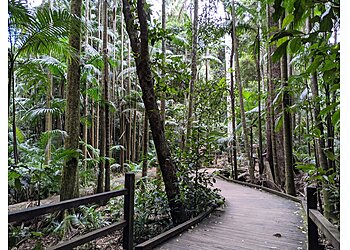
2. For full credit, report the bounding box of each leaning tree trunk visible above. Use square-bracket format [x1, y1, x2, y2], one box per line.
[122, 0, 188, 225]
[232, 0, 254, 181]
[186, 0, 198, 146]
[60, 0, 83, 201]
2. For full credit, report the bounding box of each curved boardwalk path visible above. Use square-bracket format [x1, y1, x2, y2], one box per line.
[156, 176, 306, 250]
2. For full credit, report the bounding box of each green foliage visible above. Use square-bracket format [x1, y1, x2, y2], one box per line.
[134, 178, 173, 243]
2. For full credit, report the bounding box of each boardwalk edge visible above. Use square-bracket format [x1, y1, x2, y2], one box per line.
[135, 205, 217, 250]
[216, 173, 303, 204]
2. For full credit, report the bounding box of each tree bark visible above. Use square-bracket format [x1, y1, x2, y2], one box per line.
[232, 0, 254, 181]
[103, 0, 111, 192]
[281, 37, 296, 196]
[45, 71, 53, 165]
[186, 0, 198, 146]
[142, 112, 149, 177]
[97, 0, 108, 193]
[160, 0, 166, 124]
[229, 32, 238, 180]
[9, 59, 19, 165]
[307, 17, 331, 219]
[120, 0, 125, 171]
[255, 28, 264, 177]
[122, 0, 188, 225]
[60, 0, 83, 201]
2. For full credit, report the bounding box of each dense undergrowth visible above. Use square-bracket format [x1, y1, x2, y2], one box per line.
[9, 167, 223, 249]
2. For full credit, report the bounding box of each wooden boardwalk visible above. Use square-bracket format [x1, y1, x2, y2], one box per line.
[155, 177, 306, 250]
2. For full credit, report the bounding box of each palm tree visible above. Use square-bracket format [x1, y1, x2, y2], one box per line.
[8, 0, 72, 164]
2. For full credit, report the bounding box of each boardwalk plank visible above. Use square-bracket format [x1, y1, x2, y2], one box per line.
[155, 177, 306, 250]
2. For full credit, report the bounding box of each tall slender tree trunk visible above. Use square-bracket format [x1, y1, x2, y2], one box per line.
[266, 3, 281, 185]
[142, 112, 149, 177]
[307, 17, 331, 219]
[122, 0, 188, 225]
[281, 30, 296, 195]
[83, 0, 90, 185]
[126, 42, 132, 163]
[186, 0, 198, 146]
[228, 31, 238, 180]
[120, 0, 125, 171]
[232, 0, 254, 181]
[160, 0, 166, 124]
[132, 109, 137, 162]
[255, 28, 264, 177]
[97, 0, 110, 193]
[10, 61, 19, 165]
[45, 72, 53, 164]
[61, 0, 83, 201]
[104, 0, 111, 192]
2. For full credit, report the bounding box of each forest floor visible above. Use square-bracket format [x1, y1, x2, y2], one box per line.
[8, 168, 159, 212]
[9, 168, 159, 250]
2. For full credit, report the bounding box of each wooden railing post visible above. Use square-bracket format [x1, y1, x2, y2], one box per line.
[123, 173, 135, 250]
[307, 186, 318, 250]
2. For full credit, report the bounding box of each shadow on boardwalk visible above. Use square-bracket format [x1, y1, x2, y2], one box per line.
[156, 176, 306, 250]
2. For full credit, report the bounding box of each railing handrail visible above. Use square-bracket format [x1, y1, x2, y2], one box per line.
[8, 173, 135, 250]
[9, 189, 128, 223]
[306, 186, 340, 250]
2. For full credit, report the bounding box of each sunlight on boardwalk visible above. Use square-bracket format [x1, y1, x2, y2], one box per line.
[156, 177, 306, 250]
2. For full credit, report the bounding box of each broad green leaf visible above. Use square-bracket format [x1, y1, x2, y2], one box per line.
[332, 109, 340, 126]
[282, 14, 294, 28]
[8, 171, 21, 180]
[16, 127, 25, 143]
[319, 102, 338, 116]
[289, 37, 301, 54]
[274, 115, 283, 132]
[306, 56, 322, 74]
[324, 150, 336, 161]
[272, 40, 289, 62]
[296, 164, 316, 172]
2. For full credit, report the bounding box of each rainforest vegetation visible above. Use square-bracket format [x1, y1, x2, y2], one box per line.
[8, 0, 339, 248]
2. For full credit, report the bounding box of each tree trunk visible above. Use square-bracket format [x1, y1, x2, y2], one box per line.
[60, 0, 83, 201]
[232, 0, 254, 181]
[142, 112, 149, 177]
[186, 0, 198, 146]
[307, 17, 331, 219]
[120, 0, 125, 171]
[160, 0, 166, 124]
[104, 0, 111, 192]
[83, 0, 90, 186]
[266, 3, 281, 185]
[132, 109, 137, 162]
[122, 0, 188, 225]
[45, 71, 53, 165]
[229, 33, 238, 180]
[281, 36, 296, 196]
[255, 28, 264, 177]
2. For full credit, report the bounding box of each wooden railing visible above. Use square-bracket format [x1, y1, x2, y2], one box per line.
[306, 186, 340, 250]
[9, 173, 135, 250]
